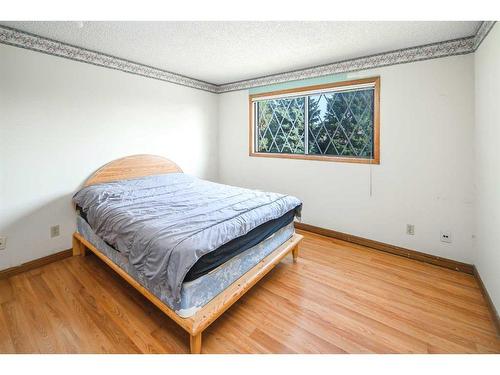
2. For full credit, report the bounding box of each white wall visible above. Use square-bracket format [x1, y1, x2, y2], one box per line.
[474, 24, 500, 310]
[218, 55, 475, 263]
[0, 42, 480, 272]
[0, 44, 219, 270]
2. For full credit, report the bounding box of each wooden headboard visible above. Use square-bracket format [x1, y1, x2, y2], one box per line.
[84, 154, 182, 186]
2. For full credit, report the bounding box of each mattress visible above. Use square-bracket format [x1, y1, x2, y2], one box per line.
[80, 207, 297, 282]
[77, 215, 295, 318]
[185, 208, 296, 281]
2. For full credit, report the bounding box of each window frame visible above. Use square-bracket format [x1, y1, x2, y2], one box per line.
[248, 76, 380, 164]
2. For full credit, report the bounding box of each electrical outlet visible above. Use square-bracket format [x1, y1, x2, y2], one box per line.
[440, 231, 452, 243]
[50, 225, 60, 238]
[0, 236, 6, 250]
[406, 224, 415, 235]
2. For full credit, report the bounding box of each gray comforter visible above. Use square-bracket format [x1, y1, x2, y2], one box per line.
[73, 173, 301, 303]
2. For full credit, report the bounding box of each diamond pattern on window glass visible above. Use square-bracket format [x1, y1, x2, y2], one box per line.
[308, 89, 374, 158]
[256, 97, 305, 154]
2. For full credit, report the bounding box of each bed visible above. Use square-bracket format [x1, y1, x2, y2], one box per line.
[72, 154, 303, 354]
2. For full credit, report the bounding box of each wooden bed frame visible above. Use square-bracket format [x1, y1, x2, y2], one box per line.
[72, 154, 303, 354]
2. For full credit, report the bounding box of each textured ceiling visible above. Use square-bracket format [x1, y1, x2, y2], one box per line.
[0, 21, 481, 85]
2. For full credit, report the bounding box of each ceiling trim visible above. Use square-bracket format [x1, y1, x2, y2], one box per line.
[473, 21, 496, 50]
[218, 36, 475, 93]
[0, 22, 496, 94]
[0, 25, 218, 93]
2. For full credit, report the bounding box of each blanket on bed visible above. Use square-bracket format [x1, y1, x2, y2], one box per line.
[73, 173, 301, 303]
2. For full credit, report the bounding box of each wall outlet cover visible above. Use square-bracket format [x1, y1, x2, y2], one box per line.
[0, 236, 6, 250]
[50, 225, 60, 238]
[406, 224, 415, 235]
[440, 231, 452, 243]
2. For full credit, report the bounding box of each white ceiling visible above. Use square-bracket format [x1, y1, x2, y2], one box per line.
[0, 21, 481, 85]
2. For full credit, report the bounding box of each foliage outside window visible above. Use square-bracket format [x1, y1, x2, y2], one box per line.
[250, 77, 380, 164]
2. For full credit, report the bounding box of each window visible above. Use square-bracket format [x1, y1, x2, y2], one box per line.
[249, 77, 380, 164]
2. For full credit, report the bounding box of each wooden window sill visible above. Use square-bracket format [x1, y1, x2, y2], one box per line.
[249, 152, 380, 164]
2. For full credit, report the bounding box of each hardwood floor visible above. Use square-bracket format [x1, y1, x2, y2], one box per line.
[0, 230, 498, 353]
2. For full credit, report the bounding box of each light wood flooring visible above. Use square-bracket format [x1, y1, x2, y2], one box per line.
[0, 230, 498, 353]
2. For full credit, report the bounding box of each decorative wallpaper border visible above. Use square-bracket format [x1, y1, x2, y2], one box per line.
[473, 21, 496, 50]
[218, 36, 476, 93]
[0, 22, 496, 94]
[0, 25, 219, 93]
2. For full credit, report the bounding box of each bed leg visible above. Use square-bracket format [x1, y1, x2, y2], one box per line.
[72, 234, 86, 257]
[292, 244, 299, 263]
[190, 332, 202, 354]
